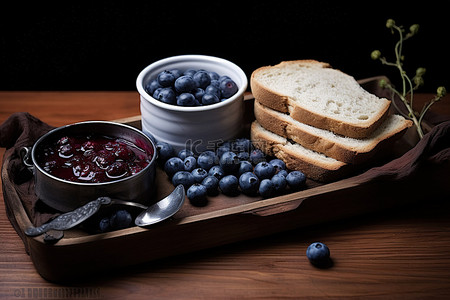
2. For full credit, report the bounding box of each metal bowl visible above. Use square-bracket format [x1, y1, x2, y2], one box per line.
[24, 121, 157, 212]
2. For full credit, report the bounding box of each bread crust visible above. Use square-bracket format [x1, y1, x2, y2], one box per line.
[250, 60, 391, 138]
[251, 121, 351, 182]
[254, 101, 412, 164]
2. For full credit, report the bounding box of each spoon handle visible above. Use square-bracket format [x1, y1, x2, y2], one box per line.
[25, 197, 112, 237]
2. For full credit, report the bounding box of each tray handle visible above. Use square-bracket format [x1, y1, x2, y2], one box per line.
[244, 198, 306, 217]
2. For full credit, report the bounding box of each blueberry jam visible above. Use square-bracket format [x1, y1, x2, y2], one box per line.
[37, 135, 152, 183]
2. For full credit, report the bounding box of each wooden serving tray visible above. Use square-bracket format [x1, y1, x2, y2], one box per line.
[2, 78, 447, 282]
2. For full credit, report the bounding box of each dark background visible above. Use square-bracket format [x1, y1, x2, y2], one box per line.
[0, 1, 448, 92]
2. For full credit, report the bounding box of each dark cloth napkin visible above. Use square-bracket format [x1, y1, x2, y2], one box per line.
[1, 112, 450, 231]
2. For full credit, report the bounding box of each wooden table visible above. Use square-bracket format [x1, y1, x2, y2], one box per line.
[1, 91, 450, 299]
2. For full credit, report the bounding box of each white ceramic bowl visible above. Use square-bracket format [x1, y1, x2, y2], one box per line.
[136, 55, 248, 153]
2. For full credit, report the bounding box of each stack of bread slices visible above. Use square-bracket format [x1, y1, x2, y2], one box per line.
[250, 60, 413, 182]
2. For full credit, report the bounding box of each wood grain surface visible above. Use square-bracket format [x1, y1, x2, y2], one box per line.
[1, 91, 450, 299]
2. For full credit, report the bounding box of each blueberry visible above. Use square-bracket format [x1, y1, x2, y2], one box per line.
[269, 159, 286, 173]
[169, 69, 183, 79]
[219, 175, 239, 196]
[238, 160, 253, 175]
[277, 169, 289, 178]
[216, 145, 231, 159]
[183, 156, 197, 172]
[156, 141, 175, 162]
[271, 174, 287, 193]
[99, 217, 111, 232]
[208, 165, 225, 180]
[155, 87, 177, 105]
[202, 175, 219, 196]
[239, 172, 260, 196]
[201, 93, 220, 105]
[157, 70, 176, 87]
[306, 242, 331, 266]
[249, 149, 266, 165]
[172, 171, 195, 189]
[205, 85, 221, 98]
[177, 93, 199, 106]
[197, 151, 218, 170]
[193, 88, 205, 101]
[191, 168, 208, 183]
[175, 75, 196, 93]
[187, 183, 208, 206]
[233, 138, 252, 153]
[254, 161, 275, 180]
[219, 151, 240, 174]
[178, 149, 194, 160]
[236, 151, 250, 162]
[258, 179, 274, 198]
[152, 87, 163, 99]
[193, 70, 211, 89]
[183, 69, 197, 77]
[219, 77, 238, 98]
[286, 171, 306, 190]
[110, 210, 133, 230]
[145, 79, 162, 95]
[208, 71, 220, 81]
[164, 157, 184, 178]
[209, 79, 220, 88]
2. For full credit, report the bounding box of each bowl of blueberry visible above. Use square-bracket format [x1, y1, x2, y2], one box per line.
[136, 54, 248, 153]
[23, 121, 157, 212]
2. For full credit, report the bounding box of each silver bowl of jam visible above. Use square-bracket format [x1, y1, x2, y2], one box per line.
[23, 121, 157, 212]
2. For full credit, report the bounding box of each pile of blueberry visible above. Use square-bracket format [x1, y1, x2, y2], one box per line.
[145, 69, 239, 106]
[156, 138, 307, 206]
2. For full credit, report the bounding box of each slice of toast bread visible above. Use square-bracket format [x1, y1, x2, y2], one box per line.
[254, 100, 412, 164]
[251, 60, 391, 138]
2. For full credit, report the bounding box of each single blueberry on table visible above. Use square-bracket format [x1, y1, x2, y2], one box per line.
[187, 183, 208, 206]
[178, 149, 194, 160]
[110, 210, 133, 230]
[156, 141, 175, 162]
[269, 158, 286, 173]
[183, 156, 197, 172]
[286, 170, 306, 190]
[219, 175, 239, 196]
[172, 171, 195, 189]
[239, 172, 260, 196]
[197, 151, 218, 171]
[219, 151, 240, 174]
[306, 242, 331, 267]
[191, 168, 208, 183]
[164, 157, 185, 178]
[208, 165, 225, 180]
[271, 173, 287, 193]
[202, 175, 219, 196]
[238, 160, 253, 176]
[99, 217, 111, 232]
[254, 161, 275, 180]
[259, 178, 274, 198]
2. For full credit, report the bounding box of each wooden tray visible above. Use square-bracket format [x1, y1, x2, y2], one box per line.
[3, 78, 448, 282]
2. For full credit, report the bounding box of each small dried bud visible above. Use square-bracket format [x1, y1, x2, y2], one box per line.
[371, 50, 381, 60]
[416, 67, 426, 76]
[409, 24, 419, 35]
[386, 19, 395, 29]
[414, 76, 424, 87]
[379, 79, 388, 88]
[437, 86, 447, 97]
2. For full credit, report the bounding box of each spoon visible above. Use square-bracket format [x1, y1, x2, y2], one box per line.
[25, 185, 185, 237]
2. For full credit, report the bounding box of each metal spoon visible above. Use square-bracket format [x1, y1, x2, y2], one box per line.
[25, 185, 185, 236]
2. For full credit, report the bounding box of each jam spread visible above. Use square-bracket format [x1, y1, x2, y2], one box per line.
[37, 134, 152, 183]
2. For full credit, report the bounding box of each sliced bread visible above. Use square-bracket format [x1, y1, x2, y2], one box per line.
[254, 100, 412, 164]
[251, 121, 351, 182]
[251, 60, 391, 138]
